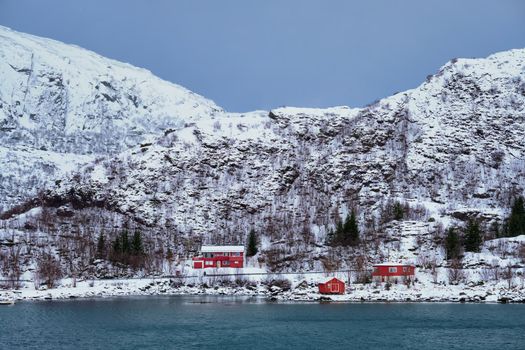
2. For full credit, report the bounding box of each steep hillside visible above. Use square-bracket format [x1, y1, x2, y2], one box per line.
[42, 49, 525, 239]
[0, 25, 222, 210]
[0, 27, 524, 292]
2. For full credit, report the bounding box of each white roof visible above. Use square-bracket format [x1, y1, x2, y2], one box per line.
[200, 245, 244, 253]
[373, 262, 414, 266]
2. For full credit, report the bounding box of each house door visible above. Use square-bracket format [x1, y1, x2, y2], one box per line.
[217, 261, 220, 268]
[332, 284, 339, 293]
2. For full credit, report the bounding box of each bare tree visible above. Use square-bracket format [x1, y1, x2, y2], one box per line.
[447, 259, 466, 285]
[502, 264, 515, 289]
[429, 258, 439, 284]
[479, 267, 492, 283]
[354, 255, 370, 284]
[519, 244, 525, 263]
[36, 252, 62, 289]
[490, 261, 501, 281]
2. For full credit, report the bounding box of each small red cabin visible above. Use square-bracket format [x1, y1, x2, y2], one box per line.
[318, 278, 345, 295]
[192, 245, 244, 269]
[372, 263, 415, 282]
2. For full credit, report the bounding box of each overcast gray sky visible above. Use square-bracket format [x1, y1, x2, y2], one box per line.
[1, 0, 524, 112]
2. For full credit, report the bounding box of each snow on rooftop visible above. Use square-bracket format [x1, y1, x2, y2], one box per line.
[373, 262, 414, 266]
[200, 245, 245, 253]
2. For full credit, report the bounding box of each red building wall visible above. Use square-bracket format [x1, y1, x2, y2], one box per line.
[193, 252, 244, 269]
[372, 265, 415, 282]
[318, 278, 345, 294]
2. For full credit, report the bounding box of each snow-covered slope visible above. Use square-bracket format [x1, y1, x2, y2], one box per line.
[0, 27, 524, 293]
[41, 49, 525, 239]
[0, 25, 222, 209]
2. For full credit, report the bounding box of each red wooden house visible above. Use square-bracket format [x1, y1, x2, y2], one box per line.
[318, 278, 345, 295]
[372, 263, 415, 282]
[192, 245, 244, 269]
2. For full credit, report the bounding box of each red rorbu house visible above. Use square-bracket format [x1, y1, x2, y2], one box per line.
[318, 278, 345, 295]
[192, 245, 244, 269]
[372, 263, 415, 283]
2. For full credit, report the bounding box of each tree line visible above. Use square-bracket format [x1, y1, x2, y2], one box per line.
[326, 210, 360, 247]
[446, 196, 525, 260]
[96, 230, 145, 268]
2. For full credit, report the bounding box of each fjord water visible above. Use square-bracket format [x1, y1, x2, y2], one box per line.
[1, 297, 524, 350]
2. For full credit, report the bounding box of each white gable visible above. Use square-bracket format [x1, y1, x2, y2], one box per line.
[373, 262, 413, 267]
[200, 245, 244, 253]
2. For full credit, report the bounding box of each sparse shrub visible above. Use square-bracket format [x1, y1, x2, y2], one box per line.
[385, 281, 392, 290]
[234, 276, 256, 289]
[263, 277, 291, 291]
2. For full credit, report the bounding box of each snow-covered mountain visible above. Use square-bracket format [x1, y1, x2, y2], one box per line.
[0, 28, 524, 290]
[39, 49, 525, 238]
[0, 25, 222, 210]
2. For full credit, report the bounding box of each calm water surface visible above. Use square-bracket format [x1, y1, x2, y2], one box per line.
[1, 296, 524, 350]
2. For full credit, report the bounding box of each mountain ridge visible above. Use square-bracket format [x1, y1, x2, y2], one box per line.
[0, 28, 524, 289]
[0, 25, 223, 210]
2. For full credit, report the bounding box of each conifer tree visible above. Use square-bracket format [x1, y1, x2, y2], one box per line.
[325, 229, 335, 246]
[166, 247, 174, 261]
[464, 220, 482, 253]
[393, 202, 404, 221]
[507, 196, 525, 237]
[131, 231, 143, 255]
[111, 236, 121, 261]
[445, 228, 461, 260]
[246, 229, 258, 257]
[344, 210, 359, 246]
[121, 230, 130, 254]
[334, 221, 344, 246]
[96, 232, 105, 259]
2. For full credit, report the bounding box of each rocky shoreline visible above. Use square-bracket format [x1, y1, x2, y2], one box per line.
[2, 278, 525, 304]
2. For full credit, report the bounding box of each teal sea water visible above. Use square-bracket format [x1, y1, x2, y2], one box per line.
[1, 296, 524, 350]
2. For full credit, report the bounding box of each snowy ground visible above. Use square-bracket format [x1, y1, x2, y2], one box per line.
[2, 270, 524, 304]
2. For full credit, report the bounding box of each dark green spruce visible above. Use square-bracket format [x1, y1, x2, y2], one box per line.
[445, 227, 461, 260]
[246, 229, 258, 257]
[507, 196, 525, 237]
[464, 220, 482, 253]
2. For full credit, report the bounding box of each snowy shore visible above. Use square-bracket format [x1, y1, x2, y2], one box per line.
[2, 277, 525, 304]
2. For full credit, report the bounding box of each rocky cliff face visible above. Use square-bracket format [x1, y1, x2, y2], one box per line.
[40, 49, 525, 245]
[1, 28, 524, 282]
[0, 25, 222, 210]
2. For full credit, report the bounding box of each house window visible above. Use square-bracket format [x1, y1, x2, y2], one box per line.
[388, 267, 397, 273]
[232, 252, 240, 256]
[206, 261, 214, 266]
[223, 261, 230, 266]
[403, 267, 408, 272]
